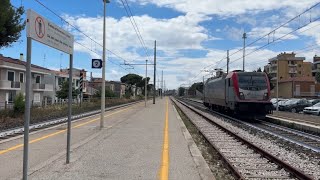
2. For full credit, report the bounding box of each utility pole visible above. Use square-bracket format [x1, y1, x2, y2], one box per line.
[161, 70, 163, 99]
[203, 76, 205, 100]
[101, 0, 110, 129]
[227, 50, 230, 73]
[276, 59, 279, 111]
[242, 32, 247, 72]
[164, 80, 166, 96]
[145, 60, 147, 107]
[153, 40, 156, 104]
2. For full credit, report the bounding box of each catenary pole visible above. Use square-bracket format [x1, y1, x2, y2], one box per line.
[145, 60, 148, 107]
[242, 32, 246, 72]
[101, 0, 109, 128]
[227, 50, 230, 73]
[153, 40, 156, 104]
[276, 59, 279, 111]
[66, 54, 73, 164]
[161, 70, 163, 99]
[23, 37, 32, 180]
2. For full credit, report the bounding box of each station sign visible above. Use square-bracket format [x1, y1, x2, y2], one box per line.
[92, 59, 103, 68]
[26, 9, 74, 54]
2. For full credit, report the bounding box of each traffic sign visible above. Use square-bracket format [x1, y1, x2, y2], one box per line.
[92, 59, 102, 68]
[27, 9, 74, 54]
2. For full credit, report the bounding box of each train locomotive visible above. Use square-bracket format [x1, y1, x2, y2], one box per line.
[203, 71, 273, 118]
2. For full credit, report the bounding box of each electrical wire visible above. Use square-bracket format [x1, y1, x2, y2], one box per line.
[120, 0, 152, 62]
[33, 0, 135, 71]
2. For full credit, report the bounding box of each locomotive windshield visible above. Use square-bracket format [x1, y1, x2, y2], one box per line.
[238, 74, 268, 90]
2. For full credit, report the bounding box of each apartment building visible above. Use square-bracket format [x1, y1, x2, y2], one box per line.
[264, 52, 318, 98]
[312, 55, 320, 77]
[0, 54, 53, 107]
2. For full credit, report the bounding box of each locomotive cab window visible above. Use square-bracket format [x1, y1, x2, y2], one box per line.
[238, 73, 267, 91]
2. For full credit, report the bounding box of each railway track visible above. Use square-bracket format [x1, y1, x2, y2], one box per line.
[172, 97, 314, 180]
[0, 101, 141, 141]
[183, 98, 320, 153]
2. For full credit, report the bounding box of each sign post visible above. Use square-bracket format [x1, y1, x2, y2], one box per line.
[25, 9, 74, 180]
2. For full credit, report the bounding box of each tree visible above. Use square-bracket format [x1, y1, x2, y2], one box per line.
[120, 74, 143, 96]
[188, 82, 203, 95]
[56, 81, 79, 99]
[120, 74, 143, 85]
[257, 67, 262, 72]
[93, 88, 116, 98]
[0, 0, 25, 48]
[136, 77, 151, 95]
[316, 72, 320, 83]
[13, 93, 24, 114]
[178, 87, 185, 96]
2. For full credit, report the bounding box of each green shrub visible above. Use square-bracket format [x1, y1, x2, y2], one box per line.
[13, 93, 25, 114]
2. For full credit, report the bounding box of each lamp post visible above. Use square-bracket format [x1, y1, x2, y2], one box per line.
[101, 0, 110, 129]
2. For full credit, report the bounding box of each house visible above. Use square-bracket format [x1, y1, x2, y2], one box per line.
[88, 78, 126, 98]
[0, 54, 53, 107]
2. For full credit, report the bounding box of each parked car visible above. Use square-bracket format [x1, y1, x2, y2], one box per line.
[279, 99, 310, 113]
[270, 98, 287, 110]
[308, 99, 320, 106]
[303, 102, 320, 116]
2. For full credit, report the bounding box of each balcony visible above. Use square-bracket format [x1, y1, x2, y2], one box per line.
[269, 69, 277, 74]
[288, 63, 297, 67]
[289, 69, 297, 74]
[0, 80, 21, 90]
[33, 83, 53, 91]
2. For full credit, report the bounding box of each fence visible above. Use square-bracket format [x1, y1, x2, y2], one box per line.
[293, 92, 320, 98]
[0, 101, 14, 110]
[0, 97, 122, 111]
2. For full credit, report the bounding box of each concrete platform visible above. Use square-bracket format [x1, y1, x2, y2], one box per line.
[0, 98, 212, 180]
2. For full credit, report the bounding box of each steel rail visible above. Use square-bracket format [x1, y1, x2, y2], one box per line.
[0, 100, 142, 140]
[183, 98, 320, 153]
[174, 97, 314, 180]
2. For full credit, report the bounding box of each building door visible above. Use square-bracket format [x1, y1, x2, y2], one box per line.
[310, 85, 315, 96]
[295, 85, 300, 96]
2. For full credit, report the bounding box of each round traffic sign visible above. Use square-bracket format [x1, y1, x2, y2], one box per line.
[92, 59, 102, 68]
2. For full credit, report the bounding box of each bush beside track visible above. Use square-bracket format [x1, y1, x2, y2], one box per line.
[0, 98, 141, 131]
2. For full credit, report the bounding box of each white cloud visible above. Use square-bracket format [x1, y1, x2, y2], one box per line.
[63, 13, 212, 61]
[129, 0, 319, 17]
[298, 21, 320, 45]
[248, 26, 299, 41]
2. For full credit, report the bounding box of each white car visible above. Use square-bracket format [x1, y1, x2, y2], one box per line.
[303, 102, 320, 116]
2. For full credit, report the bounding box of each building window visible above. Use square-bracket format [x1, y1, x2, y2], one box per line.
[58, 78, 63, 85]
[36, 75, 41, 83]
[7, 71, 14, 81]
[34, 93, 41, 103]
[298, 64, 302, 67]
[6, 91, 16, 103]
[19, 72, 24, 83]
[298, 71, 301, 74]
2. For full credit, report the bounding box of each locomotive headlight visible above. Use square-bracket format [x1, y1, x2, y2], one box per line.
[239, 92, 245, 100]
[263, 93, 269, 100]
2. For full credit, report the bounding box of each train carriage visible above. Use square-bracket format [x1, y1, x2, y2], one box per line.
[204, 71, 273, 118]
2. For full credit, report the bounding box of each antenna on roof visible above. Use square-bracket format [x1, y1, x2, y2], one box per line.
[60, 53, 62, 70]
[43, 54, 46, 68]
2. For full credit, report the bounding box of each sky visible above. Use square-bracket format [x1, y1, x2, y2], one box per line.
[1, 0, 320, 89]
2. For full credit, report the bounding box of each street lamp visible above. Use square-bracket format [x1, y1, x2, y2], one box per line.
[101, 0, 110, 129]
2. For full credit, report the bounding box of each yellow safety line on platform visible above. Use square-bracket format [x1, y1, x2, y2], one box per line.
[159, 98, 169, 180]
[0, 105, 135, 155]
